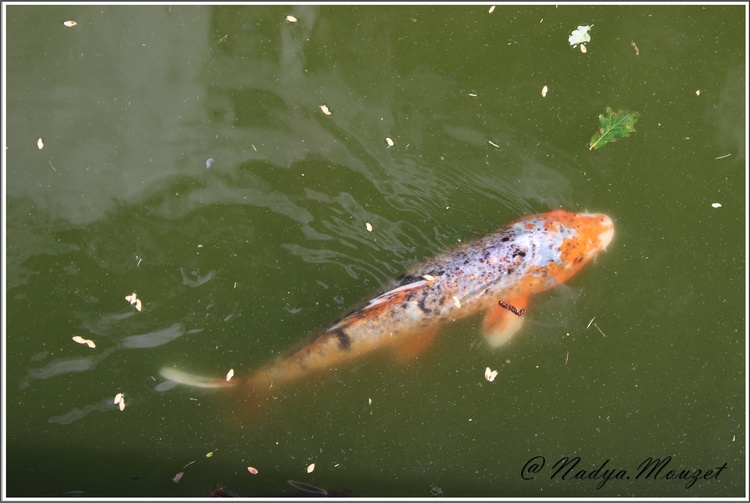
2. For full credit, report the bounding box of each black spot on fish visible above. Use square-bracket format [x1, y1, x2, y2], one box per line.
[417, 295, 432, 314]
[332, 328, 351, 350]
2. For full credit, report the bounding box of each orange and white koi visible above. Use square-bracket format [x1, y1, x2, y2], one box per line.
[160, 210, 614, 391]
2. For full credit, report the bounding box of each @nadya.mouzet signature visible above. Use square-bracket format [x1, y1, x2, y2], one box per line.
[521, 455, 728, 490]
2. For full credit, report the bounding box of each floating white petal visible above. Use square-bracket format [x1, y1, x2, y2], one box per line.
[484, 367, 498, 382]
[306, 463, 315, 473]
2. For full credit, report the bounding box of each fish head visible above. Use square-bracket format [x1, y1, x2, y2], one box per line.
[543, 210, 614, 285]
[511, 210, 614, 293]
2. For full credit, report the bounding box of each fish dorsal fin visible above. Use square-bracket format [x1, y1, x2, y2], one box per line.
[366, 280, 427, 308]
[326, 280, 428, 334]
[482, 296, 529, 348]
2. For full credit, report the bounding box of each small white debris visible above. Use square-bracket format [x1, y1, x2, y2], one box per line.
[580, 44, 587, 53]
[714, 153, 731, 160]
[695, 89, 701, 96]
[365, 222, 373, 232]
[63, 20, 77, 27]
[488, 5, 495, 14]
[172, 471, 184, 483]
[126, 293, 142, 311]
[226, 368, 235, 381]
[541, 85, 548, 98]
[453, 296, 461, 309]
[306, 463, 316, 473]
[368, 398, 372, 405]
[286, 15, 298, 23]
[114, 393, 126, 411]
[37, 138, 44, 150]
[468, 92, 477, 97]
[422, 274, 435, 282]
[711, 202, 722, 208]
[319, 104, 331, 116]
[72, 336, 95, 348]
[385, 137, 394, 148]
[488, 140, 500, 148]
[586, 316, 596, 330]
[247, 466, 259, 475]
[484, 367, 498, 382]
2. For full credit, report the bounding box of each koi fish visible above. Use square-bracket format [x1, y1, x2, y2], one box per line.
[160, 210, 613, 391]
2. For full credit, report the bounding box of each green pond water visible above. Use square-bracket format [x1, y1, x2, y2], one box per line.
[4, 3, 746, 498]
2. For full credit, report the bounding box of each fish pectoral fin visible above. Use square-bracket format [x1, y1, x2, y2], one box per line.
[482, 296, 529, 348]
[393, 327, 440, 361]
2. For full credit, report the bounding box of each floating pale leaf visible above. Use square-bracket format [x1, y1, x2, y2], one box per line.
[306, 463, 315, 473]
[37, 138, 44, 149]
[118, 397, 126, 411]
[63, 20, 77, 27]
[589, 107, 640, 151]
[319, 105, 331, 115]
[385, 137, 394, 147]
[580, 44, 587, 53]
[226, 369, 234, 381]
[206, 451, 214, 458]
[541, 85, 548, 98]
[84, 339, 96, 348]
[568, 25, 591, 47]
[114, 393, 123, 404]
[247, 466, 259, 475]
[72, 336, 87, 345]
[125, 293, 137, 305]
[365, 222, 373, 232]
[134, 299, 143, 312]
[712, 202, 722, 208]
[286, 15, 297, 23]
[172, 471, 184, 483]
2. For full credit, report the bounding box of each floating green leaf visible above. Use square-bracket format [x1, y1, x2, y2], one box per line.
[589, 107, 640, 151]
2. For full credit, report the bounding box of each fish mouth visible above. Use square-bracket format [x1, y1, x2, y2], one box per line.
[597, 215, 614, 250]
[579, 212, 614, 251]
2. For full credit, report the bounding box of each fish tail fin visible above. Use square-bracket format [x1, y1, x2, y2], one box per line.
[159, 366, 237, 389]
